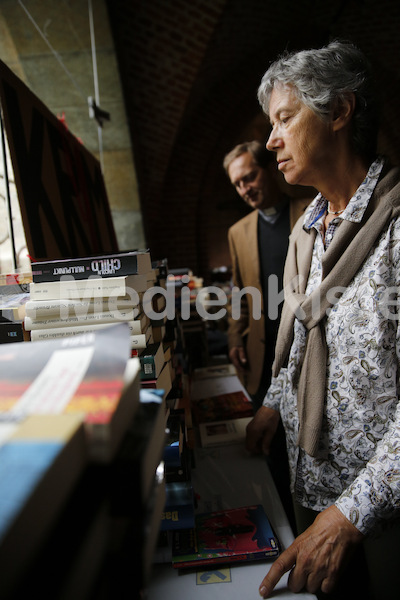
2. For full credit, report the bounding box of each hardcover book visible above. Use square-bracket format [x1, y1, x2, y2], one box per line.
[171, 504, 280, 569]
[31, 250, 152, 282]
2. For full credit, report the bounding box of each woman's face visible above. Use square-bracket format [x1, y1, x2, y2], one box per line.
[266, 84, 334, 189]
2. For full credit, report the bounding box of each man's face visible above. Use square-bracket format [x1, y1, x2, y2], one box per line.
[227, 152, 278, 210]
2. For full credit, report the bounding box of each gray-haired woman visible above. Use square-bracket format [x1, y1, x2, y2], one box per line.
[246, 40, 400, 599]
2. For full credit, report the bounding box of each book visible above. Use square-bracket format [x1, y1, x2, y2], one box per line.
[142, 473, 167, 585]
[12, 464, 109, 600]
[31, 250, 152, 282]
[139, 341, 165, 380]
[193, 363, 237, 380]
[0, 288, 30, 314]
[171, 505, 280, 569]
[191, 390, 254, 424]
[130, 329, 152, 349]
[0, 413, 88, 597]
[0, 320, 25, 344]
[160, 480, 195, 531]
[163, 410, 192, 484]
[199, 416, 253, 448]
[0, 272, 32, 287]
[24, 308, 149, 332]
[29, 323, 150, 345]
[140, 360, 172, 397]
[28, 273, 150, 300]
[0, 323, 140, 462]
[24, 295, 142, 319]
[103, 473, 166, 597]
[110, 389, 168, 511]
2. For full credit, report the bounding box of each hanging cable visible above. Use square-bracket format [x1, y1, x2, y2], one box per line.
[18, 0, 88, 102]
[0, 108, 17, 271]
[18, 0, 109, 170]
[88, 0, 104, 171]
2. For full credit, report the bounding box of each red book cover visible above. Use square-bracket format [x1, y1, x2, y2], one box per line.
[191, 390, 253, 424]
[172, 504, 280, 568]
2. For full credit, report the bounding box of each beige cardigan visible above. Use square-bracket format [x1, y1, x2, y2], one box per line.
[273, 163, 400, 456]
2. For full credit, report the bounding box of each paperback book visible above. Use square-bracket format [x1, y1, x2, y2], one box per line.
[24, 309, 149, 332]
[24, 295, 142, 319]
[172, 504, 280, 569]
[0, 322, 140, 462]
[31, 250, 152, 282]
[29, 274, 150, 301]
[0, 413, 88, 597]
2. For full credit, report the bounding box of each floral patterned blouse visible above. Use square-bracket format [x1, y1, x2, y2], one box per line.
[263, 156, 400, 535]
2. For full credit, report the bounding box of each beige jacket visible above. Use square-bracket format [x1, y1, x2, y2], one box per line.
[227, 197, 310, 395]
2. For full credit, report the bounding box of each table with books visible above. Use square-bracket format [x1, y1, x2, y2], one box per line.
[147, 366, 316, 600]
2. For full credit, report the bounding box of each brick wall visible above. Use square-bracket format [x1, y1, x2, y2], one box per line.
[107, 0, 400, 281]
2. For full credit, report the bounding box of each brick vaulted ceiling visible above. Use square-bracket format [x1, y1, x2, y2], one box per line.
[106, 0, 400, 281]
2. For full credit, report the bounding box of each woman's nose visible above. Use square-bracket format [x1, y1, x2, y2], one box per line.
[266, 129, 278, 151]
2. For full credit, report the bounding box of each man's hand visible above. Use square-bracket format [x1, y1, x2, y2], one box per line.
[229, 345, 248, 373]
[245, 405, 280, 455]
[259, 505, 364, 597]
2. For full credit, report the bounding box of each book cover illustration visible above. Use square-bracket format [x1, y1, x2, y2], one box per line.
[172, 504, 280, 568]
[191, 390, 253, 424]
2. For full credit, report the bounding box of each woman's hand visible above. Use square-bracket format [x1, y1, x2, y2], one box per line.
[259, 505, 364, 597]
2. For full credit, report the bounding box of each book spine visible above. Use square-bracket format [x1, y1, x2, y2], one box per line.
[31, 255, 141, 282]
[25, 297, 141, 318]
[173, 551, 275, 569]
[24, 310, 143, 331]
[129, 333, 148, 349]
[29, 322, 147, 341]
[29, 278, 128, 301]
[140, 354, 159, 380]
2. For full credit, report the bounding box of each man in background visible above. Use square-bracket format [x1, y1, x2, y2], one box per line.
[223, 140, 309, 527]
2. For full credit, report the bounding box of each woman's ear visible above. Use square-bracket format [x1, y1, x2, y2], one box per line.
[332, 92, 356, 131]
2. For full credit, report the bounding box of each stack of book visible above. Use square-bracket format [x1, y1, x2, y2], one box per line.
[150, 258, 169, 344]
[105, 387, 169, 595]
[0, 323, 143, 597]
[153, 408, 195, 567]
[26, 250, 155, 355]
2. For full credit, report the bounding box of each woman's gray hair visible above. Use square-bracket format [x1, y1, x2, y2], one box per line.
[258, 40, 380, 160]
